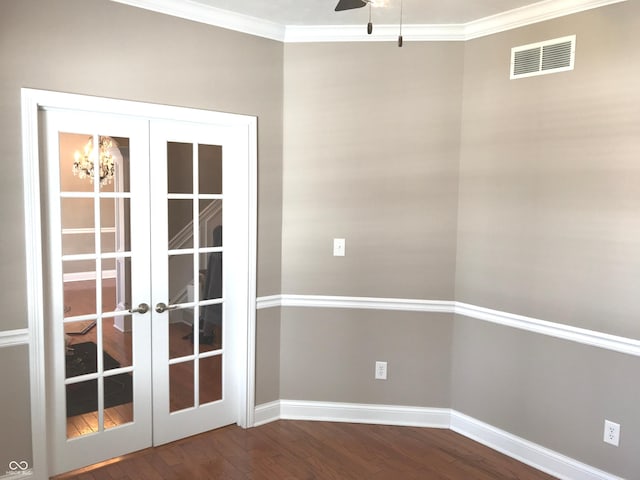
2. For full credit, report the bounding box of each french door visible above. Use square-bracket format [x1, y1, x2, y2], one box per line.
[42, 109, 249, 475]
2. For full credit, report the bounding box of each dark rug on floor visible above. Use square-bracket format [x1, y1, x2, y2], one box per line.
[65, 342, 133, 417]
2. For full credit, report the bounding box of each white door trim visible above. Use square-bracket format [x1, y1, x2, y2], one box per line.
[21, 88, 257, 479]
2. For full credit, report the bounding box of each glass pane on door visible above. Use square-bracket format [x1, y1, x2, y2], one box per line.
[168, 199, 193, 249]
[167, 142, 193, 194]
[199, 199, 223, 249]
[199, 355, 222, 404]
[199, 250, 222, 354]
[169, 307, 195, 360]
[198, 144, 222, 195]
[61, 197, 95, 255]
[165, 139, 224, 415]
[65, 380, 98, 438]
[63, 261, 97, 318]
[61, 133, 129, 192]
[169, 362, 194, 412]
[58, 132, 135, 439]
[100, 197, 131, 254]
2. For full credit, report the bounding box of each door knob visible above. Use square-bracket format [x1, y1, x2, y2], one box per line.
[155, 302, 179, 313]
[129, 303, 150, 314]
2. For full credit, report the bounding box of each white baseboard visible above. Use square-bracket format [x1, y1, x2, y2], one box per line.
[254, 400, 621, 480]
[279, 399, 450, 428]
[449, 411, 622, 480]
[253, 400, 281, 427]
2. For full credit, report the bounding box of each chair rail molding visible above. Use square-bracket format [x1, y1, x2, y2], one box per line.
[0, 329, 30, 348]
[256, 294, 640, 357]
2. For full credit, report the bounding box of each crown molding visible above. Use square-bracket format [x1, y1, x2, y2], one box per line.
[463, 0, 627, 40]
[111, 0, 626, 43]
[284, 24, 466, 43]
[110, 0, 286, 41]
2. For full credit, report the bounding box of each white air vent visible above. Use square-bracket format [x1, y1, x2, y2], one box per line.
[511, 35, 575, 79]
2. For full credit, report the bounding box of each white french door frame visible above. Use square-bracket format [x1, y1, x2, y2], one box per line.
[21, 88, 257, 480]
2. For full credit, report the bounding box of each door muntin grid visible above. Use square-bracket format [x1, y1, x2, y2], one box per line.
[58, 132, 135, 438]
[166, 141, 223, 413]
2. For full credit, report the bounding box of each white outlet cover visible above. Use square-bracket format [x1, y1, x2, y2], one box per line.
[375, 361, 387, 380]
[604, 420, 620, 447]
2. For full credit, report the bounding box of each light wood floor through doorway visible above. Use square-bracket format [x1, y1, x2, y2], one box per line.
[52, 420, 556, 479]
[63, 280, 221, 439]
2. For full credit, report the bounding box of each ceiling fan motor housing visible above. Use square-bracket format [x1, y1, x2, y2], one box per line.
[335, 0, 368, 12]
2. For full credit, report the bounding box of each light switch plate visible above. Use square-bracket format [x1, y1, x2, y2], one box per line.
[333, 238, 345, 256]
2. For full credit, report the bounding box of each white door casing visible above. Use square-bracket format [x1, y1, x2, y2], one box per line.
[21, 89, 257, 479]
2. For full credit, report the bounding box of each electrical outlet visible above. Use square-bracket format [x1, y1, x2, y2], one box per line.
[375, 361, 387, 380]
[604, 420, 620, 447]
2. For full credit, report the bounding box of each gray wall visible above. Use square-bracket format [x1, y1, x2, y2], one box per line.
[282, 42, 463, 299]
[2, 0, 640, 478]
[278, 2, 640, 478]
[0, 0, 283, 471]
[453, 3, 640, 478]
[0, 346, 32, 475]
[456, 1, 640, 339]
[255, 307, 281, 405]
[0, 0, 284, 300]
[281, 309, 453, 407]
[452, 317, 640, 479]
[279, 41, 463, 408]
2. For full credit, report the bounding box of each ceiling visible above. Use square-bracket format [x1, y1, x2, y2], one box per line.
[111, 0, 625, 41]
[185, 0, 544, 26]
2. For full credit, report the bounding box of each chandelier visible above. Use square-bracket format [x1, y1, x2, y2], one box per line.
[72, 136, 121, 186]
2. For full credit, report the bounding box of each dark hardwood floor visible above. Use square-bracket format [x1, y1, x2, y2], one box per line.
[52, 420, 556, 480]
[59, 283, 555, 479]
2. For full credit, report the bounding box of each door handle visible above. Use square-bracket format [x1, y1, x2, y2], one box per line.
[129, 302, 150, 314]
[155, 302, 179, 313]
